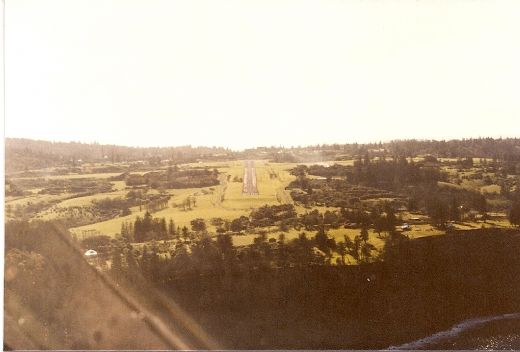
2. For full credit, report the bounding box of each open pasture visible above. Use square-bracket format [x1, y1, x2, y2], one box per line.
[10, 172, 124, 181]
[70, 160, 297, 238]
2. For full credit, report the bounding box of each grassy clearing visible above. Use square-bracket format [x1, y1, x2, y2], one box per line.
[333, 160, 355, 166]
[69, 160, 298, 238]
[111, 181, 127, 191]
[10, 172, 124, 180]
[438, 157, 460, 163]
[219, 160, 295, 209]
[70, 185, 250, 238]
[480, 184, 501, 194]
[5, 193, 73, 207]
[437, 181, 463, 190]
[231, 227, 388, 251]
[405, 224, 444, 238]
[48, 191, 128, 209]
[30, 158, 511, 244]
[8, 180, 131, 222]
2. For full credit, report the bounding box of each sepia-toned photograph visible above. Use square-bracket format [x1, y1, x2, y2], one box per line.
[3, 0, 520, 350]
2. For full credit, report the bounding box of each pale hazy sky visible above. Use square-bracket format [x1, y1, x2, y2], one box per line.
[5, 0, 520, 150]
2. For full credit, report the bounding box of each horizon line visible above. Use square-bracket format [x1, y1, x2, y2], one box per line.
[5, 135, 520, 153]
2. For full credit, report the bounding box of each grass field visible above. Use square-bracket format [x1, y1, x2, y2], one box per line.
[54, 190, 128, 208]
[11, 158, 511, 254]
[55, 158, 471, 244]
[5, 193, 73, 208]
[231, 226, 386, 254]
[10, 172, 124, 180]
[70, 160, 298, 238]
[480, 184, 501, 194]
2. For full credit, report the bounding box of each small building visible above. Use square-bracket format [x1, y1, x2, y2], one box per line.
[84, 249, 98, 258]
[409, 216, 425, 224]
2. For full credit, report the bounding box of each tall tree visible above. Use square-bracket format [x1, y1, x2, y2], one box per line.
[110, 248, 123, 281]
[509, 201, 520, 227]
[181, 226, 190, 241]
[336, 241, 347, 265]
[190, 218, 207, 233]
[168, 219, 176, 238]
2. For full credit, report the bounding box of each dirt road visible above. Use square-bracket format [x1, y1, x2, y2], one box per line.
[242, 160, 258, 195]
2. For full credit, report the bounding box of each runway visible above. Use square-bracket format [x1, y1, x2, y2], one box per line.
[242, 160, 258, 195]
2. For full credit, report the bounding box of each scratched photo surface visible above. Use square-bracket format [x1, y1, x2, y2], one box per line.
[4, 0, 520, 350]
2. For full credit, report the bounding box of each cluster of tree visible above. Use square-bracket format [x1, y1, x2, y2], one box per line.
[190, 218, 207, 232]
[289, 159, 492, 225]
[206, 202, 400, 239]
[195, 205, 300, 234]
[293, 182, 485, 229]
[249, 204, 297, 227]
[144, 195, 171, 213]
[126, 189, 170, 208]
[229, 216, 250, 232]
[114, 218, 383, 286]
[289, 180, 398, 207]
[454, 156, 475, 169]
[509, 200, 520, 227]
[299, 209, 335, 229]
[81, 234, 113, 253]
[499, 177, 520, 226]
[290, 164, 348, 179]
[297, 205, 397, 234]
[35, 204, 130, 229]
[5, 199, 61, 220]
[126, 212, 174, 242]
[125, 174, 147, 186]
[410, 185, 488, 225]
[89, 192, 171, 216]
[269, 152, 298, 163]
[113, 228, 379, 288]
[291, 157, 443, 191]
[91, 197, 134, 216]
[179, 196, 197, 211]
[164, 167, 219, 188]
[5, 179, 27, 197]
[34, 178, 114, 196]
[120, 213, 202, 243]
[125, 167, 219, 189]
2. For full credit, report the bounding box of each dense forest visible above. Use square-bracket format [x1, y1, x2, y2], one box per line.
[5, 220, 520, 349]
[7, 137, 520, 173]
